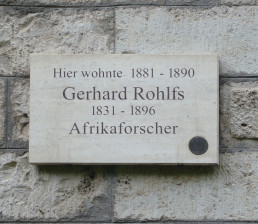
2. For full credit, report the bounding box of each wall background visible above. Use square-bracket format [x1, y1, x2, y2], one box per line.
[0, 0, 257, 223]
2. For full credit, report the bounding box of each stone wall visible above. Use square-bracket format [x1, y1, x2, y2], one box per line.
[0, 0, 257, 223]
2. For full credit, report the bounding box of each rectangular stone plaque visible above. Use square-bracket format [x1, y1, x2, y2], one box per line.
[30, 54, 219, 164]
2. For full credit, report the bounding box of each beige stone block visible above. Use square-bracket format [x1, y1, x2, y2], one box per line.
[0, 7, 114, 75]
[115, 6, 258, 76]
[220, 80, 258, 149]
[8, 78, 29, 148]
[113, 151, 258, 221]
[230, 87, 258, 138]
[0, 152, 111, 221]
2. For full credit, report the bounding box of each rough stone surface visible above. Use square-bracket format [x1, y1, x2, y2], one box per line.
[7, 78, 29, 148]
[0, 0, 220, 6]
[230, 87, 258, 138]
[220, 80, 258, 150]
[0, 223, 257, 224]
[115, 6, 258, 76]
[0, 152, 111, 222]
[0, 7, 114, 76]
[0, 79, 6, 148]
[113, 151, 258, 221]
[2, 0, 257, 7]
[221, 0, 257, 6]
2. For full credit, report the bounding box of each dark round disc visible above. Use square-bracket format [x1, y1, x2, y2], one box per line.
[189, 136, 208, 155]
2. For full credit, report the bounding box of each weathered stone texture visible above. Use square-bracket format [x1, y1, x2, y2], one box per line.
[113, 151, 258, 221]
[220, 80, 258, 149]
[115, 6, 258, 76]
[230, 87, 258, 138]
[0, 152, 111, 222]
[221, 0, 257, 5]
[2, 0, 257, 7]
[7, 78, 29, 148]
[0, 0, 220, 6]
[0, 79, 6, 148]
[0, 7, 114, 75]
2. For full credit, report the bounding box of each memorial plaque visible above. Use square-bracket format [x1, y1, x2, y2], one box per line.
[30, 54, 219, 164]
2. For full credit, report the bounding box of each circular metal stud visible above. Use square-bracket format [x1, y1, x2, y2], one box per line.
[189, 136, 208, 155]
